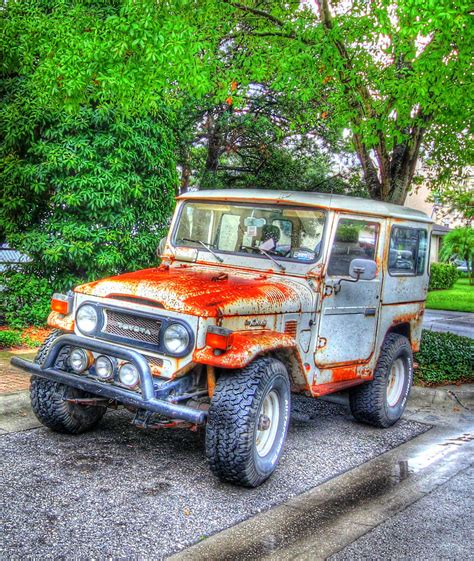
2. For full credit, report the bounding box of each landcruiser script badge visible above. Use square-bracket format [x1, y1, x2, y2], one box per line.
[117, 321, 152, 336]
[245, 318, 267, 327]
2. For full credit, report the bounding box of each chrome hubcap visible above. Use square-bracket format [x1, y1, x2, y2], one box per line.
[387, 358, 405, 407]
[256, 390, 280, 457]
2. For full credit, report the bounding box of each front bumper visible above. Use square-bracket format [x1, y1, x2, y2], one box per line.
[10, 334, 206, 425]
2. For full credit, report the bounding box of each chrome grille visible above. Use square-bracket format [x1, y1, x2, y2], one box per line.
[103, 310, 162, 345]
[146, 356, 164, 368]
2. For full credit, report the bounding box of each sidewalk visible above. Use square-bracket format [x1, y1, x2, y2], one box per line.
[423, 309, 474, 338]
[0, 350, 36, 395]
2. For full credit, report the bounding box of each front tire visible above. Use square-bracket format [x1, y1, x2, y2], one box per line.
[349, 333, 413, 428]
[30, 330, 106, 434]
[205, 357, 291, 487]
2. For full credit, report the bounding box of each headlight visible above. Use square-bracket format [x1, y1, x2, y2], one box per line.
[76, 304, 98, 334]
[70, 348, 90, 373]
[118, 362, 140, 388]
[163, 323, 190, 355]
[95, 355, 114, 380]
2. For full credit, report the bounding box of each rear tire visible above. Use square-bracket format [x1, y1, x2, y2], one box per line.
[205, 357, 291, 487]
[30, 330, 106, 434]
[349, 334, 413, 428]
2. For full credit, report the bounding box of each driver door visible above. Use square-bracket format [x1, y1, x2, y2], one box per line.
[315, 215, 383, 367]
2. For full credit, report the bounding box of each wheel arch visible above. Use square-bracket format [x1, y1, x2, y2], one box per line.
[193, 330, 308, 389]
[386, 321, 411, 342]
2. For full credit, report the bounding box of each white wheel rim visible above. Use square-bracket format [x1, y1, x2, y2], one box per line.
[386, 358, 405, 407]
[255, 390, 280, 458]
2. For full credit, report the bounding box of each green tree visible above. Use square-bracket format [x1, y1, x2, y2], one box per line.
[440, 227, 474, 282]
[2, 0, 471, 205]
[219, 0, 472, 203]
[0, 100, 177, 285]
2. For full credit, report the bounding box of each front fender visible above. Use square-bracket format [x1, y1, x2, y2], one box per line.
[192, 330, 297, 369]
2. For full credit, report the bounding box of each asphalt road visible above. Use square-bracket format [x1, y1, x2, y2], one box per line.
[0, 398, 429, 560]
[423, 310, 474, 338]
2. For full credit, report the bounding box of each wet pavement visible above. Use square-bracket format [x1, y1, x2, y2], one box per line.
[423, 309, 474, 338]
[331, 464, 473, 561]
[0, 397, 429, 559]
[174, 415, 473, 560]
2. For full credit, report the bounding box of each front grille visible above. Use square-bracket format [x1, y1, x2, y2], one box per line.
[103, 309, 162, 345]
[146, 356, 164, 368]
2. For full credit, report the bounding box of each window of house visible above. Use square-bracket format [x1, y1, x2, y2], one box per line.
[389, 227, 428, 276]
[327, 219, 379, 277]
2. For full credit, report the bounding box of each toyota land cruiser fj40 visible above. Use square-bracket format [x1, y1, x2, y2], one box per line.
[12, 190, 432, 487]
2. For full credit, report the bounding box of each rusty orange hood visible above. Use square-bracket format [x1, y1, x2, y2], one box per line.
[74, 266, 306, 318]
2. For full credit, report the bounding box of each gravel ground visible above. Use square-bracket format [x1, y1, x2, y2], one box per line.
[0, 397, 429, 560]
[331, 464, 474, 561]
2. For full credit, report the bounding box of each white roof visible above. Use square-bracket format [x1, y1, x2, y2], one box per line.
[178, 189, 432, 224]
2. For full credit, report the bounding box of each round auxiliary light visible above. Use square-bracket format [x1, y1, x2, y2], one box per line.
[95, 355, 114, 380]
[76, 304, 98, 335]
[118, 362, 140, 388]
[163, 323, 190, 355]
[70, 348, 90, 373]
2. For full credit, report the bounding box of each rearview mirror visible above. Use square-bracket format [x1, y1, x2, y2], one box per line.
[349, 258, 377, 281]
[156, 236, 167, 258]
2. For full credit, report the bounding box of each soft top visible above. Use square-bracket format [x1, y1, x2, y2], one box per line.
[177, 189, 432, 224]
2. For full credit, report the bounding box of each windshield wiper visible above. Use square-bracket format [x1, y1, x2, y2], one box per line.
[181, 238, 223, 263]
[241, 245, 286, 272]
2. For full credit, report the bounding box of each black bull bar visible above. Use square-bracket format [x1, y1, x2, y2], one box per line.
[10, 334, 207, 425]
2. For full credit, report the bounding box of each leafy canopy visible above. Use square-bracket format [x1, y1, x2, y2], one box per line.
[3, 0, 471, 203]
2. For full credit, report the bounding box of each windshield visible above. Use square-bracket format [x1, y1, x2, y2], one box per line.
[173, 201, 326, 263]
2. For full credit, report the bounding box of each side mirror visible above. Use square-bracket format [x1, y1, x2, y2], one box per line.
[156, 237, 167, 258]
[349, 258, 377, 281]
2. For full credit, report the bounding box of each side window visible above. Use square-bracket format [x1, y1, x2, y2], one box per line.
[417, 230, 428, 275]
[328, 219, 379, 277]
[389, 227, 428, 276]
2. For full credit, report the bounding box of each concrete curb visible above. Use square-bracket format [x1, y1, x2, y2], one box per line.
[322, 384, 474, 412]
[409, 384, 473, 411]
[0, 391, 30, 416]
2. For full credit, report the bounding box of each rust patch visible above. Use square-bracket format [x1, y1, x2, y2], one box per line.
[193, 330, 297, 369]
[330, 365, 358, 383]
[207, 365, 216, 398]
[311, 378, 365, 397]
[47, 311, 74, 332]
[75, 267, 302, 318]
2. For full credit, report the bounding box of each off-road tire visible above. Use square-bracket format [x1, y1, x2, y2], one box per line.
[349, 334, 413, 428]
[205, 357, 291, 487]
[30, 330, 106, 434]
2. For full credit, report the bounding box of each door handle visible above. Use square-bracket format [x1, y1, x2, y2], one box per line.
[364, 308, 376, 317]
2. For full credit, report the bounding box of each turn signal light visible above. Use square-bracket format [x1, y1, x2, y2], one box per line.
[206, 326, 233, 351]
[51, 293, 73, 315]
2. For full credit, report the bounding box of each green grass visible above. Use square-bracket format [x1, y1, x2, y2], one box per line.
[426, 278, 474, 313]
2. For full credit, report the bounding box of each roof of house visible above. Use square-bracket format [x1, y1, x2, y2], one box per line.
[432, 223, 452, 236]
[0, 246, 30, 273]
[178, 189, 433, 223]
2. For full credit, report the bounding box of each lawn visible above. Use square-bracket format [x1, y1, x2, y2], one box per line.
[426, 278, 474, 313]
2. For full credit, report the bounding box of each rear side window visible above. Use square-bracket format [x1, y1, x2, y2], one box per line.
[389, 227, 428, 276]
[328, 219, 379, 277]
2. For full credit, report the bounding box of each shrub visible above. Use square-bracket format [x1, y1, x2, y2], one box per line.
[336, 224, 360, 243]
[429, 262, 459, 290]
[415, 330, 474, 385]
[0, 330, 22, 348]
[0, 273, 53, 328]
